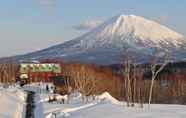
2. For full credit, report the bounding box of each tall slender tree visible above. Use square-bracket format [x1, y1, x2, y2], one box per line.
[148, 49, 171, 109]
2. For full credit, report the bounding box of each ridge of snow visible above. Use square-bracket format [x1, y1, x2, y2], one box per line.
[97, 92, 121, 105]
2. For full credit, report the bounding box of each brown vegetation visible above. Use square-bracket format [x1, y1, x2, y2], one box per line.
[0, 63, 18, 84]
[0, 60, 186, 105]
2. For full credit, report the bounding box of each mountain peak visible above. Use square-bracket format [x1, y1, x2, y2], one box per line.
[115, 14, 141, 21]
[7, 14, 186, 65]
[95, 14, 184, 48]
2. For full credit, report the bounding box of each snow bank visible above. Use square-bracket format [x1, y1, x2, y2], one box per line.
[0, 87, 27, 118]
[26, 83, 186, 118]
[15, 88, 27, 101]
[45, 92, 122, 118]
[97, 92, 122, 105]
[45, 101, 98, 118]
[24, 82, 54, 93]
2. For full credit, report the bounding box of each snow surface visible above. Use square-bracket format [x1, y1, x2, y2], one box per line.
[1, 83, 186, 118]
[97, 15, 184, 47]
[24, 83, 186, 118]
[0, 85, 27, 118]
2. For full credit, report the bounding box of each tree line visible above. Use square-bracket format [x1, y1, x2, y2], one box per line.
[0, 59, 186, 106]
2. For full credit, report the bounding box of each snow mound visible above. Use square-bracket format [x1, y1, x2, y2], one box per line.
[15, 88, 27, 101]
[56, 94, 68, 101]
[0, 86, 27, 118]
[97, 92, 121, 105]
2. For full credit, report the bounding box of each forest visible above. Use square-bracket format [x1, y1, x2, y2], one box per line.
[0, 61, 186, 106]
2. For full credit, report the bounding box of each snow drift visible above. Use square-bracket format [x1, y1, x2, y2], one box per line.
[0, 86, 27, 118]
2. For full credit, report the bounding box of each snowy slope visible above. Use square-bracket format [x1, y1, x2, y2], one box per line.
[0, 86, 27, 118]
[44, 91, 186, 118]
[7, 14, 186, 65]
[24, 83, 186, 118]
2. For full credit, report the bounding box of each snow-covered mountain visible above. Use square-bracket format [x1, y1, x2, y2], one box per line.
[4, 14, 186, 65]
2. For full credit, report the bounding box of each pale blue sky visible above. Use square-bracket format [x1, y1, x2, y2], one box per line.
[0, 0, 186, 57]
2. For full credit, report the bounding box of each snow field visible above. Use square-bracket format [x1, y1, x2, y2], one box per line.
[0, 85, 27, 118]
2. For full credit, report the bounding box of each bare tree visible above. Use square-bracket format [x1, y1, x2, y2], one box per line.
[148, 50, 171, 109]
[131, 63, 137, 107]
[123, 54, 133, 107]
[73, 65, 98, 103]
[63, 65, 73, 103]
[0, 63, 17, 85]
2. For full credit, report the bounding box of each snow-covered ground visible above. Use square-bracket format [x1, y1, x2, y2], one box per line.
[24, 83, 186, 118]
[1, 83, 186, 118]
[0, 85, 27, 118]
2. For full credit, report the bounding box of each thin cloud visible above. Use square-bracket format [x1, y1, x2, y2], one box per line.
[73, 20, 103, 31]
